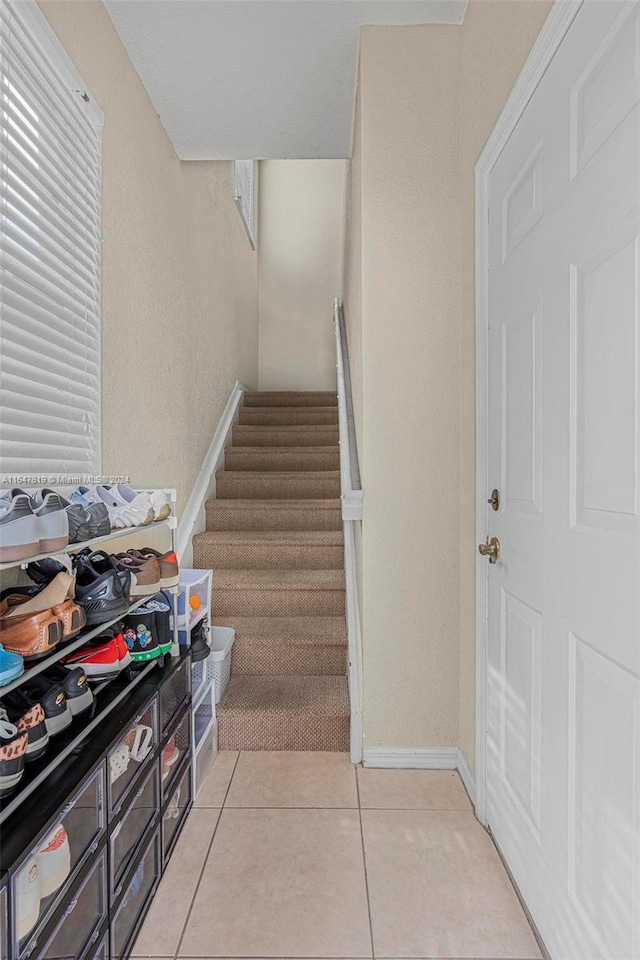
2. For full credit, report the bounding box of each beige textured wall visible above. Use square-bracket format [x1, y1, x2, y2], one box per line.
[38, 0, 258, 513]
[458, 0, 552, 774]
[257, 160, 344, 391]
[358, 25, 462, 750]
[343, 5, 551, 757]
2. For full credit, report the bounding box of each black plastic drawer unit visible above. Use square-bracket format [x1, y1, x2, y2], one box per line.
[161, 753, 193, 865]
[110, 829, 161, 960]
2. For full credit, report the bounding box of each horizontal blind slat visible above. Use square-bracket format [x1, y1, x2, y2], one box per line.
[1, 284, 100, 343]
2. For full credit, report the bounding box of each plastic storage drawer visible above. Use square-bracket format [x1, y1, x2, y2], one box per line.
[161, 708, 191, 801]
[28, 849, 107, 960]
[108, 697, 158, 813]
[111, 829, 161, 960]
[193, 688, 215, 752]
[87, 929, 108, 960]
[159, 657, 190, 732]
[110, 762, 160, 890]
[12, 765, 106, 958]
[194, 720, 218, 798]
[162, 756, 192, 863]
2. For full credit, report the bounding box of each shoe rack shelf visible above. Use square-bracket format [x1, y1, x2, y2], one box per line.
[0, 650, 193, 960]
[1, 501, 182, 824]
[0, 517, 176, 573]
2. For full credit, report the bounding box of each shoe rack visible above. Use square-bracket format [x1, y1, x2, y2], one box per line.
[0, 493, 188, 959]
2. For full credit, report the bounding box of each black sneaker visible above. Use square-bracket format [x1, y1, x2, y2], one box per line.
[0, 697, 49, 762]
[26, 554, 74, 586]
[190, 619, 211, 663]
[0, 712, 28, 797]
[73, 562, 130, 626]
[16, 677, 73, 737]
[42, 664, 94, 716]
[73, 552, 132, 600]
[121, 610, 162, 664]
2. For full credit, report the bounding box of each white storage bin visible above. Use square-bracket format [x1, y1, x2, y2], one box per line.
[210, 626, 234, 703]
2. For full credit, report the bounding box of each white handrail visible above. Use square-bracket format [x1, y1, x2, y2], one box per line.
[334, 297, 363, 763]
[334, 298, 363, 521]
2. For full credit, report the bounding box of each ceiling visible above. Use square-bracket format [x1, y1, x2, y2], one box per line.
[104, 0, 467, 160]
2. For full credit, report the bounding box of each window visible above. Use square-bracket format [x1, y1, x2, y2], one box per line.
[234, 159, 256, 249]
[0, 0, 103, 481]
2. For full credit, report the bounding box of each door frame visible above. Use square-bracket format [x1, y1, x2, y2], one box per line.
[474, 0, 583, 825]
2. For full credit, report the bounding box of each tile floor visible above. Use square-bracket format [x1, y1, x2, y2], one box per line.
[132, 751, 542, 960]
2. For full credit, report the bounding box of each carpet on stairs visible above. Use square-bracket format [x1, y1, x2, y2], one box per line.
[193, 390, 349, 752]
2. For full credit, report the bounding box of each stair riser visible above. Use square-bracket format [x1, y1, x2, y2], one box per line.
[239, 408, 338, 426]
[232, 427, 339, 447]
[231, 643, 347, 676]
[206, 502, 342, 531]
[244, 392, 337, 408]
[212, 589, 345, 617]
[194, 540, 344, 570]
[217, 714, 349, 751]
[216, 473, 340, 500]
[225, 449, 340, 472]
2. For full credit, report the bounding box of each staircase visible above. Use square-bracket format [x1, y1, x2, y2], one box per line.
[192, 390, 350, 751]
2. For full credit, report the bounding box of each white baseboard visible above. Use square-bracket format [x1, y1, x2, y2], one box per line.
[362, 748, 459, 769]
[362, 746, 477, 805]
[457, 748, 476, 806]
[176, 380, 249, 564]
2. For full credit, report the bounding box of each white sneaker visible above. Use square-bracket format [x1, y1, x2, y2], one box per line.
[74, 486, 151, 529]
[97, 485, 154, 527]
[37, 823, 71, 898]
[148, 489, 171, 521]
[16, 857, 40, 940]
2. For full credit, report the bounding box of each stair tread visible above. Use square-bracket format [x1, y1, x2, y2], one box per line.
[206, 497, 340, 511]
[227, 445, 340, 454]
[217, 675, 349, 716]
[218, 470, 340, 479]
[234, 424, 339, 432]
[214, 616, 347, 644]
[244, 391, 337, 407]
[195, 530, 344, 545]
[212, 568, 345, 590]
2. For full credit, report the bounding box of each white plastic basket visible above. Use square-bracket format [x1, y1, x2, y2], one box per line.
[209, 626, 235, 703]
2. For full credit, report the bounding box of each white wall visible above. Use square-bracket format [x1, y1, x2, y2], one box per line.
[258, 160, 345, 391]
[343, 4, 551, 758]
[39, 0, 258, 514]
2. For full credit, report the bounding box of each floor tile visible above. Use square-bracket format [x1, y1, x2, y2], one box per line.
[225, 751, 358, 808]
[361, 810, 541, 959]
[193, 751, 239, 807]
[357, 768, 472, 811]
[132, 807, 221, 957]
[179, 808, 372, 957]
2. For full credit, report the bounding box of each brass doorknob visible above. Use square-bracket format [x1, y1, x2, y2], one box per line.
[479, 536, 500, 564]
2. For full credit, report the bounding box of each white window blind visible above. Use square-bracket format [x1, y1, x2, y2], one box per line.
[234, 159, 256, 249]
[0, 0, 103, 479]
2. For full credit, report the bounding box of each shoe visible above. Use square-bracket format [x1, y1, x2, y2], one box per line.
[26, 554, 74, 586]
[16, 857, 40, 940]
[31, 490, 89, 545]
[127, 548, 179, 588]
[0, 601, 63, 660]
[2, 573, 86, 641]
[1, 700, 48, 761]
[4, 489, 70, 555]
[70, 486, 152, 529]
[63, 630, 132, 681]
[37, 823, 71, 898]
[121, 613, 161, 664]
[17, 677, 73, 737]
[73, 551, 133, 596]
[105, 484, 170, 522]
[66, 489, 111, 537]
[161, 737, 180, 780]
[114, 554, 160, 597]
[0, 713, 28, 796]
[73, 563, 130, 626]
[0, 644, 24, 686]
[190, 619, 210, 663]
[0, 493, 39, 563]
[42, 664, 94, 716]
[136, 595, 172, 654]
[103, 483, 160, 523]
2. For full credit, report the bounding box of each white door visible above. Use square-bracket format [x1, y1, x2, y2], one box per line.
[484, 3, 640, 957]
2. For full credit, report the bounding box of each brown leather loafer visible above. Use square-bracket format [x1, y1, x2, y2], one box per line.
[0, 602, 63, 659]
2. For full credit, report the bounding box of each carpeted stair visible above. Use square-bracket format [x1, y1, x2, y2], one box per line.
[193, 390, 349, 751]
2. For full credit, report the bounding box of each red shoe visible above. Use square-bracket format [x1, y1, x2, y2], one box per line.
[62, 631, 131, 681]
